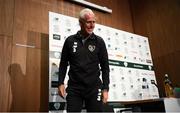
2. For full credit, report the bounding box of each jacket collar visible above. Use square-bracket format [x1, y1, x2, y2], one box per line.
[76, 31, 96, 40]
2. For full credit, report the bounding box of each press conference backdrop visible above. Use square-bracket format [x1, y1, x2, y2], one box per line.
[49, 12, 159, 112]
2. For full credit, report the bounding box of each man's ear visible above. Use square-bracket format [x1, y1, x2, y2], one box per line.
[79, 20, 83, 27]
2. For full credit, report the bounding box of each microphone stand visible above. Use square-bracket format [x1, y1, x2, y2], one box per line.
[151, 80, 164, 97]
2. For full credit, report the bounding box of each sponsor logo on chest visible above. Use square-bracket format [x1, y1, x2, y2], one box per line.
[73, 42, 77, 52]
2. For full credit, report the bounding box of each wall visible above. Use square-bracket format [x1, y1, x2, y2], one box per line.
[0, 0, 14, 111]
[0, 0, 133, 111]
[130, 0, 180, 96]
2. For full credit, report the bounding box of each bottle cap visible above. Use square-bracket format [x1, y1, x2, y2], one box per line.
[165, 74, 168, 77]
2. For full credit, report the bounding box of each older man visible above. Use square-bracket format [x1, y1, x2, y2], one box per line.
[58, 8, 110, 112]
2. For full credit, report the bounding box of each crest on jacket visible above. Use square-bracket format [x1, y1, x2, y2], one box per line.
[88, 45, 95, 52]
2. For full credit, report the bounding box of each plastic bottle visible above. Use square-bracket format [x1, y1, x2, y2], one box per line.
[164, 74, 174, 98]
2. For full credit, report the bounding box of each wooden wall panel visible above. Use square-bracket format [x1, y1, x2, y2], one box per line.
[130, 0, 180, 96]
[10, 42, 49, 111]
[0, 0, 14, 111]
[0, 36, 12, 111]
[10, 31, 49, 111]
[13, 0, 40, 45]
[0, 0, 14, 36]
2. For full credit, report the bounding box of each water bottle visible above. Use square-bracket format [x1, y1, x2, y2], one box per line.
[164, 74, 174, 97]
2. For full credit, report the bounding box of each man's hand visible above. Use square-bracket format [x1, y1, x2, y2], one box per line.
[58, 84, 66, 98]
[102, 90, 108, 103]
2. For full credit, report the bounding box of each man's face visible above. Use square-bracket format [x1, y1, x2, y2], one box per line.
[80, 13, 96, 35]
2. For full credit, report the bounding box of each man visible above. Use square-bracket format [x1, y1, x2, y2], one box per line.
[58, 8, 110, 112]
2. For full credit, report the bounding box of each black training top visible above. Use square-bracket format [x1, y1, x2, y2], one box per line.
[58, 31, 110, 91]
